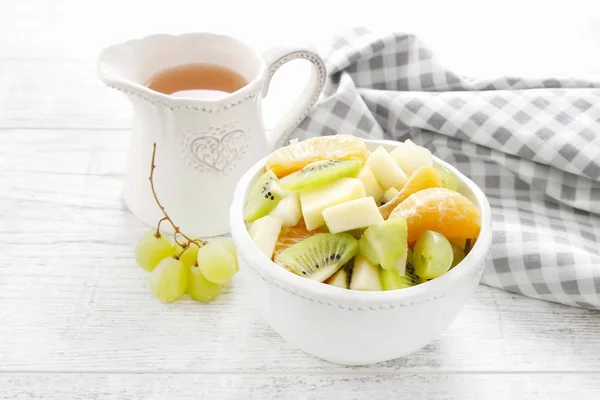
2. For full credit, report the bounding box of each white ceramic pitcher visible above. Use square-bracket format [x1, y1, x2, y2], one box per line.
[98, 33, 325, 237]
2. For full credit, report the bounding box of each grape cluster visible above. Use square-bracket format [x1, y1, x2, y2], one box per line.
[135, 232, 237, 303]
[134, 144, 238, 303]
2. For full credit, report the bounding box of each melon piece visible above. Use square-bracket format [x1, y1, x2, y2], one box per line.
[322, 197, 384, 233]
[390, 139, 433, 176]
[268, 193, 302, 227]
[248, 215, 283, 259]
[362, 218, 408, 271]
[382, 187, 399, 203]
[300, 178, 365, 231]
[366, 146, 408, 190]
[357, 165, 384, 203]
[350, 254, 382, 291]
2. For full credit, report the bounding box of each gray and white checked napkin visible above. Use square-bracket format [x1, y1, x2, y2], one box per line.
[291, 28, 600, 309]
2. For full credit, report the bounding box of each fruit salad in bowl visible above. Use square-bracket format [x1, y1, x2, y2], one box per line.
[230, 135, 491, 365]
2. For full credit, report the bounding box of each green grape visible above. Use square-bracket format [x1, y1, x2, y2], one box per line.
[434, 164, 459, 191]
[210, 237, 239, 271]
[450, 243, 466, 269]
[197, 241, 237, 284]
[135, 231, 176, 271]
[149, 257, 188, 303]
[187, 265, 222, 302]
[174, 239, 202, 268]
[413, 230, 453, 279]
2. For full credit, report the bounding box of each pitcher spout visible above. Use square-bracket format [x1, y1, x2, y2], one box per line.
[97, 33, 266, 110]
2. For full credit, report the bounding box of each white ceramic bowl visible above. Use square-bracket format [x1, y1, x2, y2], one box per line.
[230, 139, 492, 365]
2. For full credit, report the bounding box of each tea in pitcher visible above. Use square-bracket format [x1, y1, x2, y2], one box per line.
[146, 63, 248, 100]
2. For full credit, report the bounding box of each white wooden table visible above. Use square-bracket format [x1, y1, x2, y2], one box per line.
[1, 1, 600, 398]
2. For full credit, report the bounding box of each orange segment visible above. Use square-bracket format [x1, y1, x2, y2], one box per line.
[273, 220, 326, 260]
[389, 188, 480, 244]
[266, 134, 369, 178]
[379, 166, 442, 219]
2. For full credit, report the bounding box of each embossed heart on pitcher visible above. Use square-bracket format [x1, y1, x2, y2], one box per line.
[184, 129, 247, 173]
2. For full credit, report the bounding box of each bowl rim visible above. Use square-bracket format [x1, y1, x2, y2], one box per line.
[230, 138, 492, 307]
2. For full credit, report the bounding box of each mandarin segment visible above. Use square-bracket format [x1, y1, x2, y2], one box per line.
[273, 220, 326, 259]
[379, 166, 442, 219]
[265, 134, 369, 178]
[389, 188, 480, 244]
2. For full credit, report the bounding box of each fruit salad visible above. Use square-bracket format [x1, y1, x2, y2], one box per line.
[244, 134, 480, 291]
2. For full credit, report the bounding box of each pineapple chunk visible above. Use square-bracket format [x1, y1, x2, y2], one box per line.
[269, 193, 301, 227]
[390, 139, 433, 176]
[249, 215, 282, 259]
[322, 197, 384, 233]
[382, 187, 399, 203]
[350, 254, 382, 291]
[366, 146, 408, 189]
[300, 178, 365, 231]
[357, 165, 384, 203]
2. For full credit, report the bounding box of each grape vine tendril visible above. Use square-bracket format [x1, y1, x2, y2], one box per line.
[149, 143, 207, 258]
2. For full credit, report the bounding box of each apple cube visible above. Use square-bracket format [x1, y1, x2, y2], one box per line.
[322, 197, 384, 234]
[269, 193, 301, 227]
[300, 177, 365, 231]
[249, 215, 282, 259]
[382, 187, 399, 203]
[366, 146, 407, 190]
[350, 254, 382, 291]
[390, 139, 433, 176]
[357, 165, 384, 203]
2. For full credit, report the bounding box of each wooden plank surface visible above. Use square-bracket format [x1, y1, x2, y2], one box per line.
[1, 374, 599, 399]
[1, 129, 599, 375]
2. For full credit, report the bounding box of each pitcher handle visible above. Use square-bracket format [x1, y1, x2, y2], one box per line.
[262, 44, 326, 150]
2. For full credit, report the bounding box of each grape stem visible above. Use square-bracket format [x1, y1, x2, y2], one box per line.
[149, 142, 207, 256]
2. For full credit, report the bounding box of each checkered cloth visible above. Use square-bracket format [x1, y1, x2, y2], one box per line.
[291, 28, 600, 309]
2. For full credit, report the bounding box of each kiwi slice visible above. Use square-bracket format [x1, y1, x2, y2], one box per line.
[279, 160, 362, 191]
[275, 233, 359, 282]
[244, 170, 285, 222]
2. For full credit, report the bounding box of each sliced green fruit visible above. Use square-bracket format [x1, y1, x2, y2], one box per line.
[280, 159, 362, 191]
[244, 170, 285, 222]
[350, 254, 382, 291]
[358, 234, 378, 265]
[413, 230, 453, 279]
[380, 262, 422, 290]
[434, 164, 459, 191]
[362, 218, 408, 271]
[275, 233, 359, 282]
